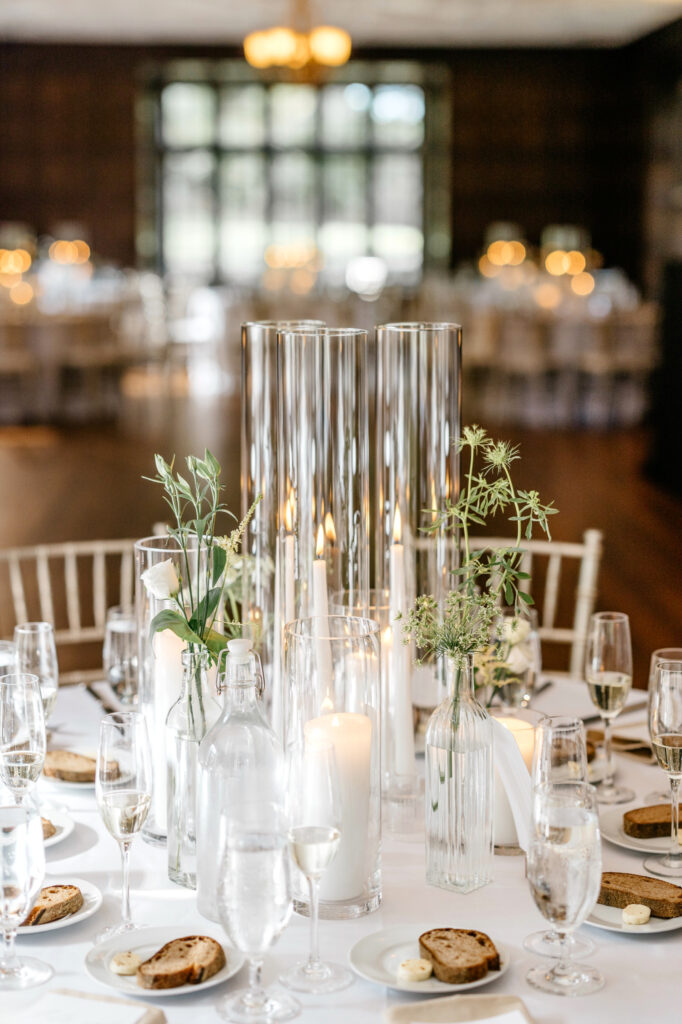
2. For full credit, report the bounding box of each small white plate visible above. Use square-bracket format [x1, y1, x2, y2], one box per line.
[18, 876, 102, 934]
[349, 925, 510, 993]
[85, 926, 245, 998]
[585, 902, 682, 934]
[599, 805, 675, 855]
[40, 807, 75, 848]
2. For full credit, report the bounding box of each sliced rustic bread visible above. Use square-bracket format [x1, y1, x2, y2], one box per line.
[43, 750, 118, 783]
[598, 872, 682, 919]
[136, 935, 226, 989]
[23, 884, 83, 926]
[41, 817, 57, 840]
[418, 928, 500, 984]
[623, 804, 675, 839]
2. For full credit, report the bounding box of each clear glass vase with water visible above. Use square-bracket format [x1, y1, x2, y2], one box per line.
[425, 653, 493, 893]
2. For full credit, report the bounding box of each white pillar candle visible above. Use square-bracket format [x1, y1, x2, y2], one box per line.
[305, 712, 372, 901]
[151, 628, 185, 830]
[389, 508, 415, 775]
[493, 715, 534, 847]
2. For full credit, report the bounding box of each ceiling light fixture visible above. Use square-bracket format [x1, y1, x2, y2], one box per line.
[244, 0, 351, 76]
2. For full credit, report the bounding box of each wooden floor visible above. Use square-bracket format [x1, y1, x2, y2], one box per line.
[0, 384, 680, 688]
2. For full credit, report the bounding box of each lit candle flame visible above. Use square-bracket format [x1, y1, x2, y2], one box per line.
[316, 522, 325, 558]
[324, 511, 336, 543]
[321, 696, 334, 713]
[393, 506, 402, 544]
[284, 495, 293, 532]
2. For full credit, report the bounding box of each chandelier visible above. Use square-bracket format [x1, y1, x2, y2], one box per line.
[244, 0, 351, 75]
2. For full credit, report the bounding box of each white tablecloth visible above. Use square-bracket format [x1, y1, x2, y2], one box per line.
[11, 680, 680, 1024]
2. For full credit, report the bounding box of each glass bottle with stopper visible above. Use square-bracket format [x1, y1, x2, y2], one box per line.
[196, 638, 284, 922]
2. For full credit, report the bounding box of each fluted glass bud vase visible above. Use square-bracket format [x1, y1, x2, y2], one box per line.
[425, 653, 493, 894]
[166, 646, 220, 889]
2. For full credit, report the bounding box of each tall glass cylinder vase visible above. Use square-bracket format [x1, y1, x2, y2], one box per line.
[135, 535, 207, 845]
[284, 615, 381, 919]
[375, 322, 462, 830]
[275, 327, 370, 741]
[240, 320, 325, 733]
[425, 653, 493, 893]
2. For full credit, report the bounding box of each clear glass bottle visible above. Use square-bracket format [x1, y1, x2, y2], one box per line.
[425, 652, 493, 894]
[166, 646, 220, 889]
[196, 638, 284, 922]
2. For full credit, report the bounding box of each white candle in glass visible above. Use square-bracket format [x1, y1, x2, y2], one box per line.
[312, 522, 333, 701]
[494, 715, 534, 846]
[389, 507, 415, 774]
[152, 627, 185, 830]
[305, 711, 372, 901]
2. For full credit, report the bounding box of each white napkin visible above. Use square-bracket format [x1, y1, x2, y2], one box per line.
[384, 993, 533, 1023]
[491, 717, 531, 851]
[13, 989, 166, 1024]
[88, 680, 132, 713]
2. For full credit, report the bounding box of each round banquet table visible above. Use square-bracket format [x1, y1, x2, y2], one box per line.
[10, 679, 680, 1024]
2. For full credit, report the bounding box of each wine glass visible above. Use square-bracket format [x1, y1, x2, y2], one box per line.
[524, 716, 595, 959]
[102, 606, 138, 705]
[280, 739, 352, 994]
[0, 643, 16, 675]
[95, 712, 152, 941]
[217, 802, 299, 1023]
[526, 782, 604, 996]
[13, 623, 59, 728]
[0, 674, 46, 806]
[644, 661, 682, 878]
[0, 804, 53, 989]
[645, 649, 682, 804]
[584, 611, 634, 803]
[493, 607, 541, 709]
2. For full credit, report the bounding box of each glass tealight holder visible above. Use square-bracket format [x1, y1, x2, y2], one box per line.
[491, 707, 546, 855]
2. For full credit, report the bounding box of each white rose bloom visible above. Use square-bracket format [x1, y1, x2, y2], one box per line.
[501, 616, 531, 644]
[505, 642, 532, 675]
[141, 559, 180, 601]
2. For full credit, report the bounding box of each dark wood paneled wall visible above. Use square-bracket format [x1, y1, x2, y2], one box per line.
[0, 31, 678, 287]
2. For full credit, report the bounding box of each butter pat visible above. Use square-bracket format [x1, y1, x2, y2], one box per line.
[397, 958, 433, 982]
[109, 950, 142, 975]
[622, 904, 651, 925]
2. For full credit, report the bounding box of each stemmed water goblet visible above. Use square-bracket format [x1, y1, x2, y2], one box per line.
[645, 648, 682, 804]
[584, 611, 634, 803]
[280, 738, 353, 994]
[526, 781, 603, 996]
[95, 711, 152, 941]
[103, 606, 138, 705]
[524, 715, 595, 959]
[0, 674, 46, 807]
[217, 802, 299, 1023]
[0, 804, 52, 989]
[13, 623, 59, 729]
[644, 661, 682, 878]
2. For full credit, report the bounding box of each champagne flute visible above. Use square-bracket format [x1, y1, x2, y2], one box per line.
[524, 715, 595, 959]
[280, 739, 352, 994]
[96, 712, 152, 941]
[644, 661, 682, 877]
[217, 802, 299, 1023]
[645, 649, 682, 804]
[0, 674, 46, 806]
[526, 782, 603, 996]
[0, 805, 52, 989]
[13, 623, 59, 727]
[584, 611, 634, 803]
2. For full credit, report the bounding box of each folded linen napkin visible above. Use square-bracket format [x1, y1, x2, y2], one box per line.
[491, 717, 532, 851]
[13, 988, 166, 1024]
[384, 993, 533, 1023]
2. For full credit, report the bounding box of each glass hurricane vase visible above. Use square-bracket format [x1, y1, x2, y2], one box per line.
[425, 653, 493, 894]
[166, 646, 220, 889]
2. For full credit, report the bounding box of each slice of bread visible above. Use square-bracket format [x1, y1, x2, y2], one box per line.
[623, 804, 674, 839]
[598, 872, 682, 919]
[418, 928, 500, 984]
[41, 817, 57, 840]
[136, 936, 226, 990]
[43, 750, 118, 783]
[23, 884, 83, 926]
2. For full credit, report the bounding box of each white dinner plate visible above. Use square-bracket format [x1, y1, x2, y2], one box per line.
[18, 876, 102, 934]
[348, 925, 510, 994]
[599, 805, 676, 855]
[585, 902, 682, 935]
[85, 926, 245, 998]
[40, 807, 75, 848]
